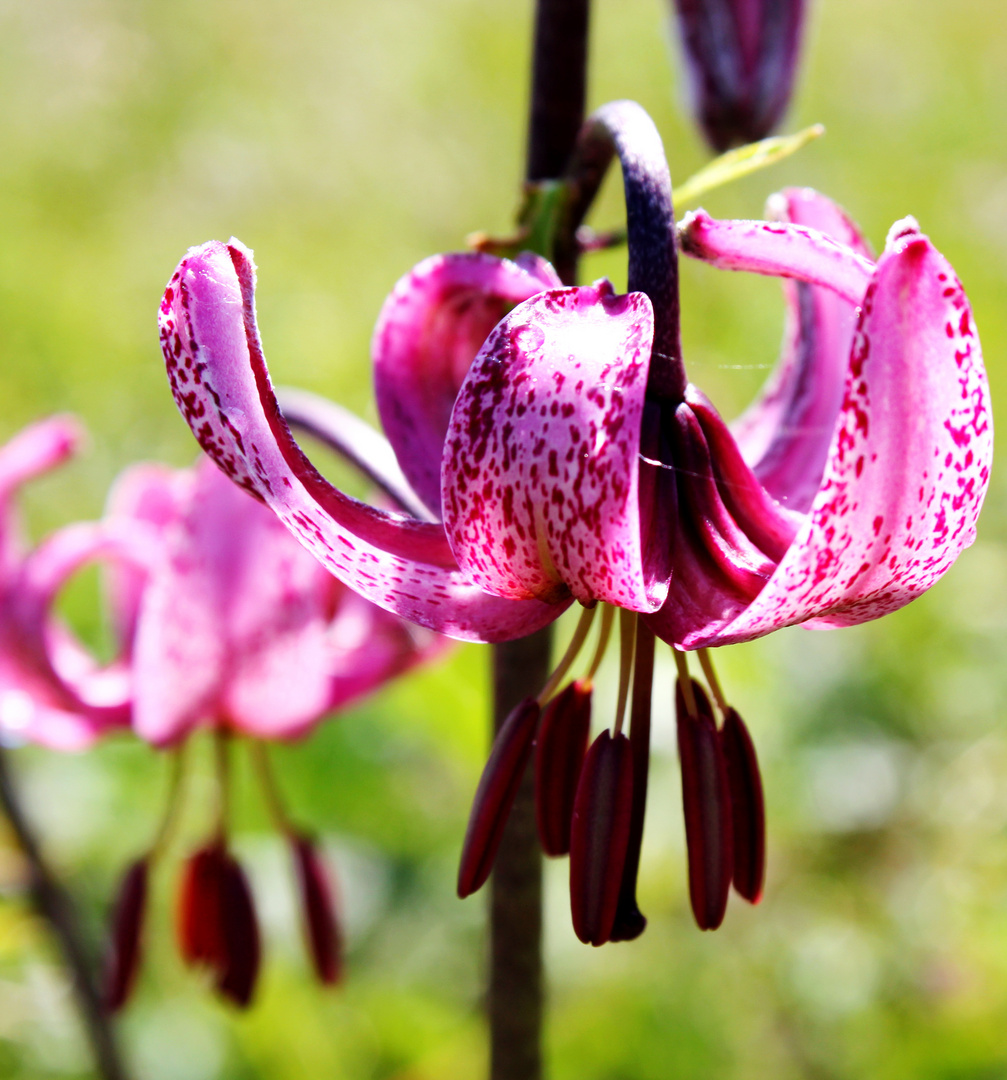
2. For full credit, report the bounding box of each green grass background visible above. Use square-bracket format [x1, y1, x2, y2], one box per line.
[0, 0, 1005, 1076]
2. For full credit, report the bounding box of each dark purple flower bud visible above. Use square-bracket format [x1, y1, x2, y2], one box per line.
[291, 834, 343, 986]
[721, 707, 765, 903]
[102, 858, 149, 1012]
[176, 841, 261, 1007]
[215, 854, 261, 1008]
[534, 681, 592, 857]
[569, 730, 634, 946]
[676, 679, 733, 930]
[457, 697, 541, 898]
[672, 0, 806, 151]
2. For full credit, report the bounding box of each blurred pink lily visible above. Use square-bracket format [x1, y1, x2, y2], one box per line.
[0, 417, 149, 751]
[159, 99, 990, 941]
[101, 454, 442, 1009]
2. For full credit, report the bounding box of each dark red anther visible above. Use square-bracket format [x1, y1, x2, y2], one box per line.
[610, 621, 655, 942]
[534, 681, 591, 856]
[569, 730, 634, 946]
[102, 857, 149, 1012]
[457, 697, 541, 898]
[292, 833, 343, 985]
[176, 841, 261, 1007]
[215, 853, 261, 1008]
[721, 707, 765, 904]
[177, 842, 226, 968]
[676, 679, 733, 930]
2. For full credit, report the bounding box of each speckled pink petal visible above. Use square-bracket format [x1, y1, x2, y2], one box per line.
[686, 221, 992, 646]
[442, 282, 666, 610]
[727, 190, 873, 512]
[679, 208, 874, 303]
[0, 522, 150, 749]
[374, 252, 561, 516]
[0, 416, 83, 575]
[160, 240, 564, 643]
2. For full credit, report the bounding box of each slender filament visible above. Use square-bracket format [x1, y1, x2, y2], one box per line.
[612, 610, 638, 736]
[672, 647, 698, 718]
[251, 741, 294, 836]
[148, 741, 190, 862]
[582, 604, 616, 688]
[538, 603, 597, 704]
[697, 648, 728, 715]
[214, 727, 231, 839]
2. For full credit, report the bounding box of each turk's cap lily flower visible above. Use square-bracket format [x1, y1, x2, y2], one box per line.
[159, 99, 990, 943]
[671, 0, 807, 151]
[0, 417, 153, 750]
[159, 102, 990, 655]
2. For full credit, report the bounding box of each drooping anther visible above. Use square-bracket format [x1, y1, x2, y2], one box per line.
[291, 833, 343, 985]
[535, 680, 592, 857]
[676, 678, 733, 930]
[102, 857, 149, 1012]
[721, 707, 765, 904]
[569, 730, 635, 946]
[177, 841, 262, 1007]
[457, 697, 541, 898]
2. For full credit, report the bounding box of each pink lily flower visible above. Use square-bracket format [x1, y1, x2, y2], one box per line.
[159, 100, 990, 943]
[0, 417, 149, 751]
[101, 453, 441, 1009]
[671, 0, 807, 151]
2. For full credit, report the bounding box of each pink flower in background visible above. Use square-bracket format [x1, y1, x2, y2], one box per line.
[102, 454, 442, 1010]
[158, 100, 990, 946]
[0, 416, 149, 751]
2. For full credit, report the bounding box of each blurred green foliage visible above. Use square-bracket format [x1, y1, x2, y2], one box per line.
[0, 0, 1006, 1077]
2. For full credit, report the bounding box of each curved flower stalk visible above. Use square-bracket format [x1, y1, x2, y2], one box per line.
[159, 99, 990, 942]
[100, 455, 444, 1009]
[0, 417, 151, 751]
[671, 0, 807, 152]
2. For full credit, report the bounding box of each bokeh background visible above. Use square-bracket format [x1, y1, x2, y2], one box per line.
[0, 0, 1005, 1076]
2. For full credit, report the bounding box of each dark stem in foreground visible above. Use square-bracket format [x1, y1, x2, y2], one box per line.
[490, 628, 553, 1080]
[486, 6, 589, 1079]
[0, 746, 130, 1080]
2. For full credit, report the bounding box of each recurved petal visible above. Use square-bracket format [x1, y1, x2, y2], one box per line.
[701, 221, 992, 645]
[457, 697, 540, 898]
[679, 209, 874, 304]
[373, 252, 561, 516]
[442, 282, 667, 610]
[160, 240, 563, 644]
[731, 190, 873, 512]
